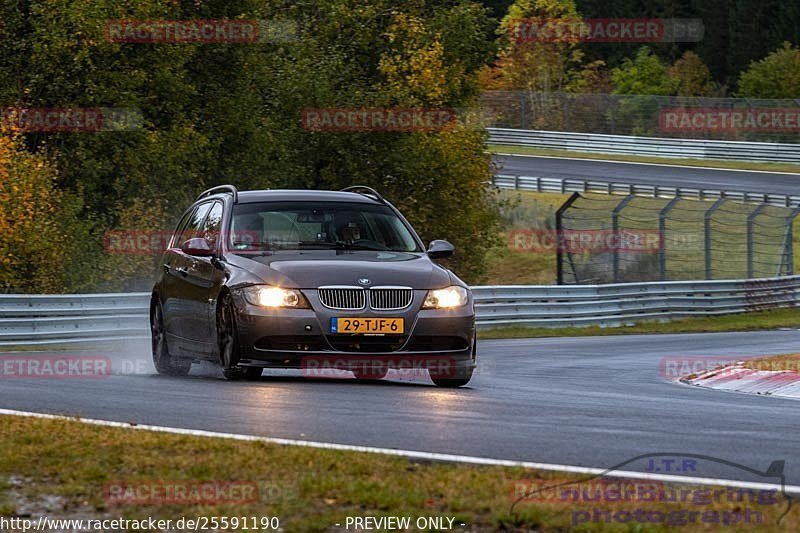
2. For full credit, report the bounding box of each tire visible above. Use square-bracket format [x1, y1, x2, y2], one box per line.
[352, 366, 388, 380]
[218, 293, 248, 381]
[151, 299, 191, 377]
[240, 367, 263, 380]
[430, 369, 473, 388]
[431, 338, 476, 388]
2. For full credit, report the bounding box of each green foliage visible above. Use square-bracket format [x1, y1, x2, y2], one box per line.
[0, 134, 92, 293]
[738, 42, 800, 98]
[577, 0, 800, 91]
[611, 47, 673, 96]
[486, 0, 600, 93]
[668, 51, 716, 97]
[0, 0, 500, 290]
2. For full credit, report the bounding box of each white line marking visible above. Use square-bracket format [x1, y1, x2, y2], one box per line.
[493, 152, 800, 176]
[1, 408, 798, 495]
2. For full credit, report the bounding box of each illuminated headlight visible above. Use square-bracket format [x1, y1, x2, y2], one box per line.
[423, 286, 469, 309]
[243, 286, 309, 308]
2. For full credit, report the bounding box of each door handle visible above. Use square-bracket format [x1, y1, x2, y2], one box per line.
[162, 264, 170, 273]
[175, 267, 188, 277]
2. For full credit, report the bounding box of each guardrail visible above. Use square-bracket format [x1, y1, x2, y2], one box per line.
[488, 128, 800, 164]
[0, 293, 151, 345]
[1, 276, 798, 345]
[472, 276, 800, 328]
[492, 174, 800, 208]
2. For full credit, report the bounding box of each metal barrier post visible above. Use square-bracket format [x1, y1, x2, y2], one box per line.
[659, 197, 682, 281]
[782, 206, 800, 276]
[556, 192, 581, 285]
[746, 203, 767, 278]
[704, 198, 726, 280]
[612, 195, 636, 283]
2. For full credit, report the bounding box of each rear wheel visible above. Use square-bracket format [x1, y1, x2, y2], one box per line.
[151, 300, 191, 376]
[218, 293, 253, 381]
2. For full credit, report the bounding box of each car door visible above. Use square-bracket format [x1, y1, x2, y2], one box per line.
[160, 208, 194, 348]
[180, 200, 226, 354]
[162, 201, 214, 354]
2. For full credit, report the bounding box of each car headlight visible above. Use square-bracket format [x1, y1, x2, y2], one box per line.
[243, 286, 310, 309]
[423, 286, 469, 309]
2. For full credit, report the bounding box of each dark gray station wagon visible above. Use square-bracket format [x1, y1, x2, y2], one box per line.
[150, 185, 477, 387]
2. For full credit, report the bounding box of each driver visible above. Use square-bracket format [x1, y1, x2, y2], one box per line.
[332, 212, 364, 243]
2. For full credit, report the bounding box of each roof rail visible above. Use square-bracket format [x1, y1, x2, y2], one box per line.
[196, 185, 239, 203]
[341, 185, 386, 204]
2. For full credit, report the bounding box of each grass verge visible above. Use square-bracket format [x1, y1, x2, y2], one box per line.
[742, 353, 800, 372]
[478, 307, 800, 340]
[0, 415, 797, 532]
[489, 145, 800, 174]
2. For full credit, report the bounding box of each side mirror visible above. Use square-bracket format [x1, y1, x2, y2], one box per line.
[427, 240, 455, 259]
[181, 237, 215, 257]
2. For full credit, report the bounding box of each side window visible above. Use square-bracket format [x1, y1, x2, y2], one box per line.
[169, 210, 193, 249]
[175, 202, 214, 248]
[201, 202, 224, 249]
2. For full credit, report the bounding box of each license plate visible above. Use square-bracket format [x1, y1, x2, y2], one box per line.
[331, 318, 404, 335]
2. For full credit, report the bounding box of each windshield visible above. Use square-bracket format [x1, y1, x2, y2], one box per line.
[229, 201, 422, 253]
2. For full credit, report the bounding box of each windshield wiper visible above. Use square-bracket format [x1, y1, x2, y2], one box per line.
[296, 241, 387, 251]
[333, 240, 388, 251]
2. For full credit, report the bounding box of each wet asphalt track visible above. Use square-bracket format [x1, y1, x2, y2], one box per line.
[494, 154, 800, 196]
[2, 330, 800, 485]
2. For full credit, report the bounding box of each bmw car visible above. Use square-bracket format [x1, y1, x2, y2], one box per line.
[150, 185, 477, 387]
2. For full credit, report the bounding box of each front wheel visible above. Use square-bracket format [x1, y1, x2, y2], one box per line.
[430, 368, 473, 388]
[151, 300, 191, 376]
[218, 293, 250, 381]
[352, 366, 388, 380]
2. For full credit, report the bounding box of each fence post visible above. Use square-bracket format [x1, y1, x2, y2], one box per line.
[612, 195, 636, 283]
[746, 203, 767, 278]
[608, 94, 616, 134]
[556, 192, 581, 285]
[781, 206, 800, 276]
[520, 92, 527, 129]
[704, 198, 726, 280]
[659, 197, 682, 281]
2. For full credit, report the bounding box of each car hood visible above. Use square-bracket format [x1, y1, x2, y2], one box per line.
[225, 251, 454, 289]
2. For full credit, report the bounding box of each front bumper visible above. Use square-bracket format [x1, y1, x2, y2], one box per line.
[231, 289, 476, 372]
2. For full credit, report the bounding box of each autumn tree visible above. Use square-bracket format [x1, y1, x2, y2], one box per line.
[0, 0, 501, 286]
[738, 43, 800, 99]
[484, 0, 602, 93]
[668, 51, 716, 97]
[0, 132, 89, 292]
